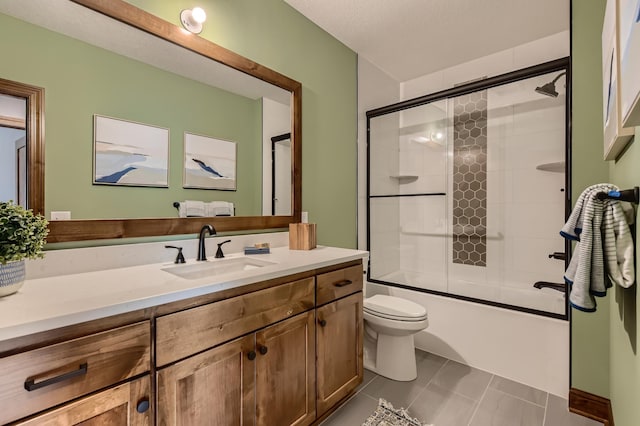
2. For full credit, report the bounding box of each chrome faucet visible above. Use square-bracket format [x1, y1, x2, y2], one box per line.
[197, 224, 216, 261]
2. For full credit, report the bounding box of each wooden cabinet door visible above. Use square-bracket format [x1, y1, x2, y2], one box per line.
[255, 312, 316, 426]
[156, 334, 256, 426]
[16, 376, 151, 425]
[316, 292, 363, 416]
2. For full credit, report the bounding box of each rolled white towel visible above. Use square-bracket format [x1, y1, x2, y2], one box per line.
[206, 201, 234, 217]
[180, 200, 206, 217]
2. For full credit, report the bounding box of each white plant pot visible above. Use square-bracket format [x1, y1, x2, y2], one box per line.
[0, 260, 26, 297]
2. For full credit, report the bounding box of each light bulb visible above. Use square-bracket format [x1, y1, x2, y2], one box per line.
[191, 7, 206, 24]
[180, 7, 207, 34]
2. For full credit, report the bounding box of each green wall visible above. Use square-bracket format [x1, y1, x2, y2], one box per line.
[0, 13, 264, 219]
[573, 1, 640, 424]
[571, 0, 611, 397]
[127, 0, 358, 248]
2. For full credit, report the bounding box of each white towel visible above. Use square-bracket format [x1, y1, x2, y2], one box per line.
[560, 183, 614, 240]
[561, 184, 635, 312]
[206, 201, 234, 217]
[603, 201, 635, 288]
[179, 200, 206, 217]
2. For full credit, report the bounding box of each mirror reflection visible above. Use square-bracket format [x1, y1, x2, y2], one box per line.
[0, 0, 293, 221]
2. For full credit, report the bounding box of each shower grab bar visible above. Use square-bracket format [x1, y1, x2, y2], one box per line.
[533, 281, 566, 292]
[595, 187, 639, 204]
[400, 228, 504, 240]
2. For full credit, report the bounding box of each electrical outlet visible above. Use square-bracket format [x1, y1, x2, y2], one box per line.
[51, 211, 71, 220]
[301, 211, 309, 223]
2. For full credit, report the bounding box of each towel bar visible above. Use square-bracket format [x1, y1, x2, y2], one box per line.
[595, 186, 639, 204]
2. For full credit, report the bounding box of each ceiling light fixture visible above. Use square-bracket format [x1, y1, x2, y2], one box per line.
[180, 7, 207, 34]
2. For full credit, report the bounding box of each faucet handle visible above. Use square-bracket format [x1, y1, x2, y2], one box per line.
[165, 245, 186, 264]
[215, 240, 232, 258]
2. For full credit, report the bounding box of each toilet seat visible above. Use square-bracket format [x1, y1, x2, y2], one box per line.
[364, 295, 427, 321]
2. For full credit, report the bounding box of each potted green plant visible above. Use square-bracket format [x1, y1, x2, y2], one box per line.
[0, 201, 49, 297]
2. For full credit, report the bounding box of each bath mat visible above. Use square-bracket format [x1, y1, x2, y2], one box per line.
[362, 398, 432, 426]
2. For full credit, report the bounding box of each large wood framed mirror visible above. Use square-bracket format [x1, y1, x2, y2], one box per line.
[0, 0, 301, 243]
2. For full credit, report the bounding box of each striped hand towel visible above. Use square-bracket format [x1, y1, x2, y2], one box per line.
[561, 184, 632, 312]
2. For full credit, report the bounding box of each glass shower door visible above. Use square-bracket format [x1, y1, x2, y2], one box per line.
[367, 62, 569, 318]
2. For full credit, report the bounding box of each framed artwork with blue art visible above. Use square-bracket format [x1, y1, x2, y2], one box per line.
[619, 0, 640, 127]
[93, 115, 169, 187]
[602, 0, 634, 160]
[183, 132, 237, 191]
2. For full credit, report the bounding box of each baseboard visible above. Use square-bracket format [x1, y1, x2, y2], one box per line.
[569, 388, 614, 425]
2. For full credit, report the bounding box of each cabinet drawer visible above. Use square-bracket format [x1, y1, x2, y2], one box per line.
[0, 321, 150, 425]
[316, 264, 363, 306]
[16, 376, 151, 426]
[156, 277, 315, 366]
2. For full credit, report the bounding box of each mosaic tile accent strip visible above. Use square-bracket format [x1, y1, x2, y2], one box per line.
[452, 91, 487, 267]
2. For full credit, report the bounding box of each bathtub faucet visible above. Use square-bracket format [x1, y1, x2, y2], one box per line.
[533, 281, 566, 292]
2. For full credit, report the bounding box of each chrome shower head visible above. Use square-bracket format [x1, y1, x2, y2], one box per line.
[535, 72, 566, 98]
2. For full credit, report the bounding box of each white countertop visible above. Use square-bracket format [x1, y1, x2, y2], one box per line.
[0, 245, 367, 342]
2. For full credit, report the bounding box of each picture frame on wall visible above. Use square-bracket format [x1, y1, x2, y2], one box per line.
[183, 132, 237, 191]
[619, 0, 640, 127]
[602, 0, 635, 160]
[93, 115, 169, 187]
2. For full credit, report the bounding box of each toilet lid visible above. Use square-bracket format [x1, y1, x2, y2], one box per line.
[364, 295, 427, 320]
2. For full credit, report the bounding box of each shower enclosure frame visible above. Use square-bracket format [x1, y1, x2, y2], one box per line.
[366, 57, 572, 320]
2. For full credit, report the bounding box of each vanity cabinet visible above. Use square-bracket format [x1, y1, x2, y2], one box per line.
[157, 312, 316, 426]
[156, 277, 317, 426]
[0, 321, 151, 425]
[155, 277, 315, 367]
[315, 266, 364, 418]
[156, 334, 255, 425]
[255, 311, 316, 426]
[1, 259, 364, 425]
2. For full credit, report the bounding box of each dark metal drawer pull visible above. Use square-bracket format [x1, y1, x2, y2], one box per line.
[24, 363, 88, 392]
[318, 319, 327, 327]
[334, 280, 353, 288]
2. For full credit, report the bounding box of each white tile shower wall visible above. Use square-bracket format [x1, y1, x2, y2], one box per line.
[397, 103, 448, 195]
[369, 197, 401, 279]
[397, 102, 448, 292]
[399, 196, 447, 292]
[500, 95, 566, 292]
[369, 113, 402, 196]
[366, 282, 570, 397]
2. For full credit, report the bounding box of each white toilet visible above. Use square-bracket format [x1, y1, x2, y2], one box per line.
[363, 294, 429, 381]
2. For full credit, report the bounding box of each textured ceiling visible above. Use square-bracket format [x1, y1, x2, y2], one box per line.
[284, 0, 569, 82]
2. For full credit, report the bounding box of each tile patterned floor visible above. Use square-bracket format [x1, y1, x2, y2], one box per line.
[321, 350, 602, 426]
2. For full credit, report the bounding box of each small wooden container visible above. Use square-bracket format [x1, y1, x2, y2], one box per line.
[289, 223, 317, 250]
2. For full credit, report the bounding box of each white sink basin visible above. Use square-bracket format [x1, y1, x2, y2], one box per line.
[162, 257, 276, 280]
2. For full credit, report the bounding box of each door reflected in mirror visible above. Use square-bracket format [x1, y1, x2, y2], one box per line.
[272, 133, 292, 216]
[0, 93, 27, 208]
